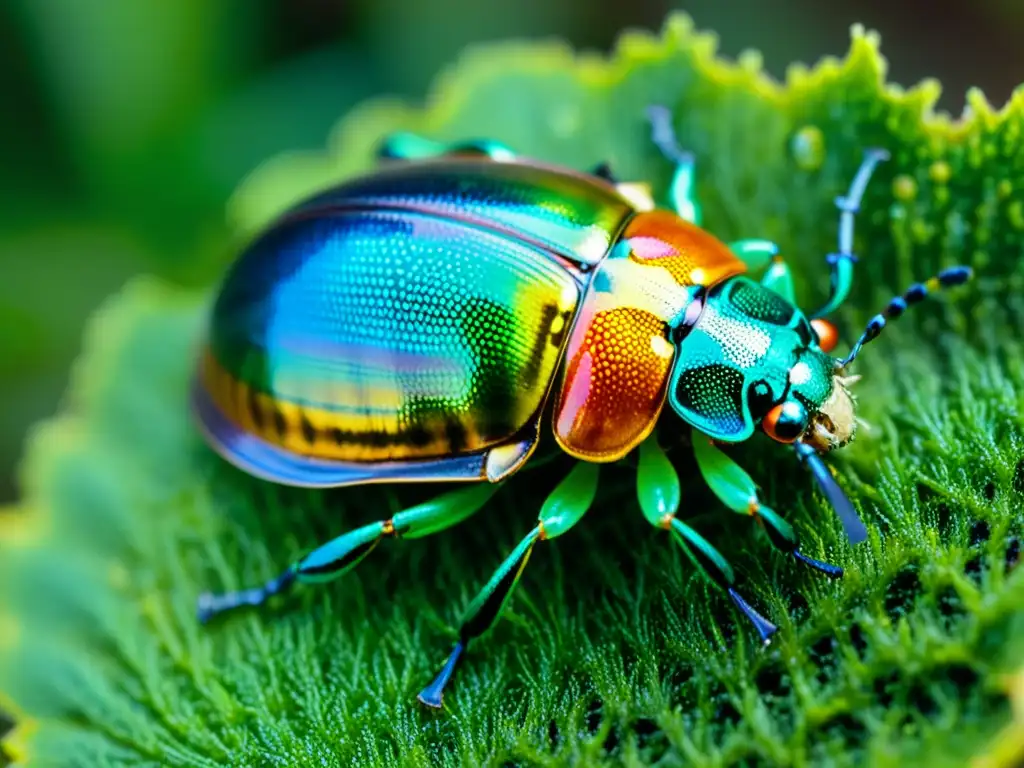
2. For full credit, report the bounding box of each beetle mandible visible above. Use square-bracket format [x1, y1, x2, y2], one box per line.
[192, 105, 972, 707]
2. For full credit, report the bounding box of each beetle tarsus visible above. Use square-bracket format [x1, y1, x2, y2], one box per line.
[417, 641, 465, 708]
[727, 588, 778, 644]
[196, 569, 297, 623]
[792, 550, 844, 578]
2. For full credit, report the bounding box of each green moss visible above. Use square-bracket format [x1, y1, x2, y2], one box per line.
[3, 12, 1024, 767]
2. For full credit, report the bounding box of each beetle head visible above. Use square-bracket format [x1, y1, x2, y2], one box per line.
[667, 277, 856, 451]
[757, 346, 858, 452]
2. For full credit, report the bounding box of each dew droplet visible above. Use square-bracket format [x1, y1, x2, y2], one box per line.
[1008, 200, 1024, 230]
[929, 160, 952, 185]
[549, 104, 580, 138]
[892, 174, 917, 202]
[911, 220, 933, 244]
[790, 126, 825, 171]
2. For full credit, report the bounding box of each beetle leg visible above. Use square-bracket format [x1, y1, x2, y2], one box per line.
[636, 437, 778, 643]
[725, 239, 796, 302]
[376, 131, 517, 163]
[418, 461, 599, 708]
[645, 104, 701, 225]
[810, 148, 890, 319]
[727, 239, 777, 270]
[195, 483, 501, 623]
[692, 436, 844, 578]
[759, 256, 796, 303]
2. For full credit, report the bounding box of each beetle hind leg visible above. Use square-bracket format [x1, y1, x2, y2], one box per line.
[645, 104, 701, 225]
[636, 437, 779, 643]
[419, 461, 599, 708]
[376, 131, 518, 163]
[196, 482, 502, 623]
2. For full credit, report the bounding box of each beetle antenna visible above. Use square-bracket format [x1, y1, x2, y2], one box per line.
[837, 266, 973, 370]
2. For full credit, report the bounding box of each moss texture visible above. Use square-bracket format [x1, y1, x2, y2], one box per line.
[2, 12, 1024, 767]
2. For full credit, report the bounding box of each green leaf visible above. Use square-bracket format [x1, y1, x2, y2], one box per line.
[9, 0, 253, 187]
[4, 12, 1024, 766]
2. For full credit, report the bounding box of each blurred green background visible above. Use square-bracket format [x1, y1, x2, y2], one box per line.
[2, 0, 1022, 504]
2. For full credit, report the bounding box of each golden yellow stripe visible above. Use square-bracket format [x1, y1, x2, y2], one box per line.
[198, 349, 492, 461]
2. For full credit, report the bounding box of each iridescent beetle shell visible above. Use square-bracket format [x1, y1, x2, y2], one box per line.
[191, 158, 748, 486]
[192, 120, 975, 709]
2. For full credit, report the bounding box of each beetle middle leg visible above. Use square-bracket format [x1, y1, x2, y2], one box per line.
[726, 148, 890, 315]
[725, 238, 798, 303]
[376, 132, 517, 162]
[418, 461, 599, 708]
[635, 437, 779, 643]
[692, 436, 844, 578]
[195, 482, 502, 622]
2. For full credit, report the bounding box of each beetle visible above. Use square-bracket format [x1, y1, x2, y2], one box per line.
[192, 105, 972, 707]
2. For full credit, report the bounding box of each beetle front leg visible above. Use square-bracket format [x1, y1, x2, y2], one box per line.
[809, 148, 890, 319]
[376, 132, 518, 163]
[646, 105, 701, 225]
[692, 436, 844, 578]
[760, 257, 796, 303]
[418, 461, 598, 708]
[196, 483, 501, 622]
[636, 437, 778, 643]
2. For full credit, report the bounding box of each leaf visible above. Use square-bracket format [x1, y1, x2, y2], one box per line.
[3, 12, 1024, 766]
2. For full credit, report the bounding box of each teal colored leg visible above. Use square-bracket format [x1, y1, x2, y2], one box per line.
[377, 131, 517, 162]
[726, 239, 795, 302]
[728, 239, 778, 271]
[692, 436, 844, 577]
[810, 148, 890, 319]
[646, 105, 701, 225]
[636, 438, 778, 643]
[196, 483, 501, 622]
[760, 256, 796, 303]
[418, 462, 599, 708]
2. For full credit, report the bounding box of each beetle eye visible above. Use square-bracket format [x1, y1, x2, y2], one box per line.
[762, 401, 808, 443]
[795, 317, 815, 346]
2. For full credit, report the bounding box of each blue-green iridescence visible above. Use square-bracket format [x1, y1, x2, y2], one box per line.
[204, 209, 581, 462]
[668, 276, 833, 441]
[198, 158, 642, 467]
[299, 159, 633, 266]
